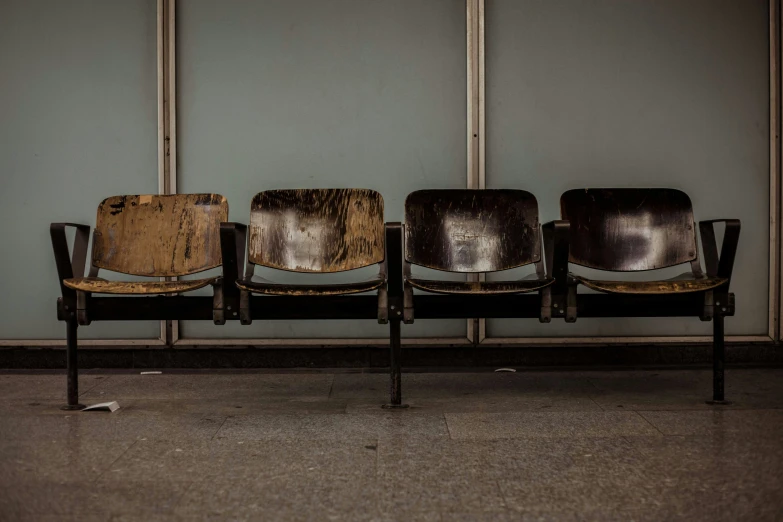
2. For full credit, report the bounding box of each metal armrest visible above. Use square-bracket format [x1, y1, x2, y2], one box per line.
[698, 219, 741, 280]
[50, 223, 91, 296]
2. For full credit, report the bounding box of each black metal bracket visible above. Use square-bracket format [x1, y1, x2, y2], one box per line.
[218, 222, 247, 324]
[542, 220, 570, 322]
[698, 218, 740, 324]
[51, 222, 90, 318]
[699, 219, 741, 281]
[385, 223, 404, 323]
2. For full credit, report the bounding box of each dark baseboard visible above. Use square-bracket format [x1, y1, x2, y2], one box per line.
[1, 343, 782, 370]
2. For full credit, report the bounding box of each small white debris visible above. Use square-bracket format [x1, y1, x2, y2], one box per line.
[175, 449, 183, 452]
[140, 371, 162, 375]
[83, 401, 120, 412]
[494, 368, 517, 373]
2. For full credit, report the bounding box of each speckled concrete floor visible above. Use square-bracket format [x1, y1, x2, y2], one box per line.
[1, 368, 782, 521]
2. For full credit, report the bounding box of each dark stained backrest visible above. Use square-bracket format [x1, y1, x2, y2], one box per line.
[93, 194, 228, 276]
[405, 189, 541, 272]
[248, 189, 385, 273]
[560, 188, 697, 272]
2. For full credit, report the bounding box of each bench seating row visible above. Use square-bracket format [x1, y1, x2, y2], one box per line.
[51, 188, 739, 409]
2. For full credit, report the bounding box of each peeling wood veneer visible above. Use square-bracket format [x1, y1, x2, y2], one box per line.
[64, 276, 219, 295]
[405, 189, 541, 273]
[562, 188, 723, 296]
[248, 189, 385, 273]
[92, 194, 228, 277]
[236, 275, 384, 296]
[406, 277, 552, 295]
[561, 188, 698, 272]
[572, 275, 727, 295]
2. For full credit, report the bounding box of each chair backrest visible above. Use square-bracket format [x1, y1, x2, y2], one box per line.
[405, 189, 541, 272]
[92, 194, 228, 277]
[248, 189, 385, 273]
[560, 188, 697, 272]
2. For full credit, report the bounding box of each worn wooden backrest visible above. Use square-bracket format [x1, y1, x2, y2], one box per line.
[248, 189, 385, 273]
[560, 188, 697, 272]
[405, 189, 541, 273]
[92, 194, 228, 277]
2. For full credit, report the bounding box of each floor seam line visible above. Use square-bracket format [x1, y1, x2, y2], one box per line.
[327, 373, 335, 400]
[168, 479, 198, 513]
[374, 435, 380, 479]
[586, 394, 606, 412]
[93, 439, 138, 483]
[584, 378, 608, 411]
[494, 477, 509, 510]
[634, 410, 666, 436]
[211, 416, 229, 440]
[80, 374, 115, 397]
[444, 413, 454, 440]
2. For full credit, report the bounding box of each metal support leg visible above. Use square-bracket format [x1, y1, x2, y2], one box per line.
[706, 314, 730, 405]
[383, 319, 408, 409]
[62, 319, 85, 410]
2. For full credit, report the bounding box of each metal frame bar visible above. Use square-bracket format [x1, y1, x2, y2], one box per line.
[483, 335, 768, 345]
[0, 339, 167, 347]
[171, 338, 472, 347]
[466, 0, 487, 345]
[407, 294, 733, 320]
[159, 0, 179, 346]
[772, 0, 782, 341]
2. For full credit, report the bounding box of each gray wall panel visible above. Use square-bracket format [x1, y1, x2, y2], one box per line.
[178, 0, 467, 339]
[0, 0, 159, 339]
[485, 0, 770, 337]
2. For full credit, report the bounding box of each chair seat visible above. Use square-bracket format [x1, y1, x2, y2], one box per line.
[63, 276, 219, 295]
[572, 273, 727, 295]
[236, 275, 384, 296]
[406, 276, 554, 295]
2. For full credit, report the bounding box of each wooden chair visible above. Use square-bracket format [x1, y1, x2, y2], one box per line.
[51, 194, 230, 409]
[227, 188, 390, 355]
[385, 189, 569, 406]
[559, 188, 740, 403]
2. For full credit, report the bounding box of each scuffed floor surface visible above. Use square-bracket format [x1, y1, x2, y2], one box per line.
[1, 368, 782, 521]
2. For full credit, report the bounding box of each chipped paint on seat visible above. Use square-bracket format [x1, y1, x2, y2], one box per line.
[238, 189, 387, 297]
[572, 274, 727, 295]
[64, 276, 219, 295]
[406, 276, 553, 295]
[405, 189, 542, 273]
[93, 194, 228, 277]
[247, 189, 385, 273]
[236, 275, 384, 296]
